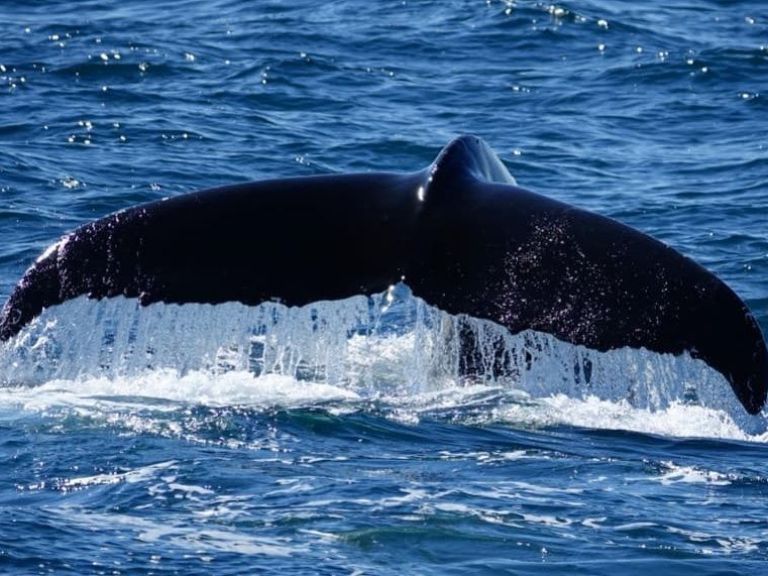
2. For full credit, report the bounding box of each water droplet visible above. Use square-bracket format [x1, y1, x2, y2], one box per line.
[61, 177, 80, 189]
[548, 5, 566, 18]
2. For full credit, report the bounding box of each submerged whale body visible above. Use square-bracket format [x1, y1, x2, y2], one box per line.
[0, 136, 766, 414]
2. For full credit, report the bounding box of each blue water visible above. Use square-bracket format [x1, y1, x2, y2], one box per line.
[1, 0, 768, 573]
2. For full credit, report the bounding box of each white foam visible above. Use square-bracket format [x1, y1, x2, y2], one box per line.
[494, 394, 762, 441]
[0, 371, 358, 414]
[48, 507, 299, 557]
[646, 461, 733, 486]
[0, 285, 765, 440]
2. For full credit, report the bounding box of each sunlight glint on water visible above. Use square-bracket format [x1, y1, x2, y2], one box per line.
[2, 0, 768, 573]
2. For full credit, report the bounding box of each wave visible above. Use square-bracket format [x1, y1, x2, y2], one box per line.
[0, 284, 764, 439]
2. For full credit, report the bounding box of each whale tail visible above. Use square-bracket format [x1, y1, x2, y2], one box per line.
[1, 136, 766, 414]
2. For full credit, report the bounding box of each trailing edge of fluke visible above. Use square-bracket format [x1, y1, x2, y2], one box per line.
[1, 136, 766, 414]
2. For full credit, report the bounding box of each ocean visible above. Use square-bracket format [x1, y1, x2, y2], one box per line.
[1, 0, 767, 574]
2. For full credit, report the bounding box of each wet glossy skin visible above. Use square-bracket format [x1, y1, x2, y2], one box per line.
[1, 136, 766, 413]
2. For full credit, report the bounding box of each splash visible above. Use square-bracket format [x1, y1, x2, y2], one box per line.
[0, 284, 764, 438]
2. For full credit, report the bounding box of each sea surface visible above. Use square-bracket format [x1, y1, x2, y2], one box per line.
[1, 1, 767, 574]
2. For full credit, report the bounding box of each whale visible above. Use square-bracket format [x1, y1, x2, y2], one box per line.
[0, 135, 766, 414]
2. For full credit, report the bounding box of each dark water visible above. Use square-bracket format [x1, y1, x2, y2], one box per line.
[1, 1, 767, 574]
